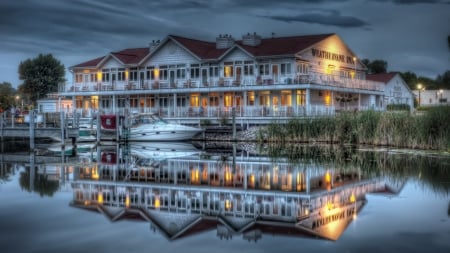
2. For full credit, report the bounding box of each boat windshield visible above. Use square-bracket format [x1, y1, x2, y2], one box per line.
[132, 114, 168, 125]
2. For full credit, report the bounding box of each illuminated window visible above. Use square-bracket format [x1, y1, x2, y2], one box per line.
[296, 90, 306, 106]
[247, 91, 255, 105]
[190, 95, 200, 107]
[281, 91, 292, 106]
[259, 93, 270, 106]
[224, 62, 234, 77]
[224, 93, 233, 107]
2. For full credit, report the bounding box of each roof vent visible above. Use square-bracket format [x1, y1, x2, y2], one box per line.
[242, 32, 261, 46]
[149, 40, 161, 51]
[216, 34, 234, 49]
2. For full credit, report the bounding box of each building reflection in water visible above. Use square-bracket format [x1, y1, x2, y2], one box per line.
[70, 143, 404, 241]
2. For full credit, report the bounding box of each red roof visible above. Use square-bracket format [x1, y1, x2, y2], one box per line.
[71, 48, 149, 69]
[71, 56, 105, 68]
[72, 33, 334, 68]
[111, 47, 149, 65]
[366, 72, 398, 83]
[237, 33, 334, 57]
[170, 35, 229, 59]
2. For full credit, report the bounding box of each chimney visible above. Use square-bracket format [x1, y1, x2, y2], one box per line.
[242, 32, 261, 46]
[149, 40, 161, 51]
[216, 34, 234, 49]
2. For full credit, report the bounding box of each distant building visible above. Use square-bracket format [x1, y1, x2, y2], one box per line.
[412, 89, 449, 106]
[366, 72, 415, 110]
[36, 93, 72, 113]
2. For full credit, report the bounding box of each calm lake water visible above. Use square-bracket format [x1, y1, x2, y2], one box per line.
[0, 141, 449, 253]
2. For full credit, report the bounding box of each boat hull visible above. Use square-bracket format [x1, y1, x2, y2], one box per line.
[126, 126, 202, 141]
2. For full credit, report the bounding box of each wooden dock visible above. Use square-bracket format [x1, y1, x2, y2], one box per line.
[0, 127, 79, 141]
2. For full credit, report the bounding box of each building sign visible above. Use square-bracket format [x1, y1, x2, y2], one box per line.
[312, 48, 355, 64]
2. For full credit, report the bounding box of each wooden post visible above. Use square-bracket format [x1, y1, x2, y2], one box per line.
[29, 110, 35, 153]
[232, 107, 236, 141]
[0, 113, 3, 142]
[96, 113, 101, 144]
[60, 111, 65, 149]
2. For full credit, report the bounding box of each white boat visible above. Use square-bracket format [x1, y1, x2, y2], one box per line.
[123, 114, 203, 141]
[129, 142, 200, 160]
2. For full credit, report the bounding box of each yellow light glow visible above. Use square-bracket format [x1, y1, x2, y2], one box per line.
[154, 68, 160, 79]
[225, 199, 232, 210]
[225, 169, 232, 185]
[83, 69, 89, 73]
[92, 168, 99, 180]
[155, 197, 160, 208]
[224, 66, 232, 77]
[97, 192, 103, 204]
[327, 202, 333, 210]
[325, 171, 331, 184]
[125, 194, 130, 208]
[325, 93, 331, 106]
[97, 71, 102, 81]
[191, 169, 200, 184]
[350, 193, 356, 203]
[249, 174, 255, 187]
[125, 69, 129, 80]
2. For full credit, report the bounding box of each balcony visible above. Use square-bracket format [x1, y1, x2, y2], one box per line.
[60, 72, 384, 94]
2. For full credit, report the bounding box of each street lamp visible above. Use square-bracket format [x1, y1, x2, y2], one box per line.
[417, 84, 425, 106]
[438, 89, 443, 104]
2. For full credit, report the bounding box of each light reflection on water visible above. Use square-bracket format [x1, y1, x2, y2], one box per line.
[0, 141, 449, 253]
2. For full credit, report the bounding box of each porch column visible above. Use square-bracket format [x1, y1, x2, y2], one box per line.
[112, 95, 116, 114]
[72, 96, 76, 115]
[306, 88, 311, 116]
[358, 93, 361, 111]
[173, 93, 177, 117]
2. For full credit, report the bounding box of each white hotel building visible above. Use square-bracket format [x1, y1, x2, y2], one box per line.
[61, 33, 413, 124]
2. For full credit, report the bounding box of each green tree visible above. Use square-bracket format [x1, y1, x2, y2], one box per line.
[362, 59, 388, 74]
[436, 70, 450, 89]
[18, 54, 65, 105]
[0, 82, 16, 113]
[400, 71, 418, 90]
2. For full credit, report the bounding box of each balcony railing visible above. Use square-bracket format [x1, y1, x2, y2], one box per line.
[71, 104, 382, 120]
[60, 72, 385, 93]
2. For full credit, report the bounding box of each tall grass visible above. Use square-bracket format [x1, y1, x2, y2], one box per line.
[259, 106, 450, 150]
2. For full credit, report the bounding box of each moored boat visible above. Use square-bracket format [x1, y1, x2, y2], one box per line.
[101, 113, 203, 141]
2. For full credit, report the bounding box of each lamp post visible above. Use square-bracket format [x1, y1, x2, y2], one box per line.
[438, 89, 443, 104]
[417, 84, 424, 106]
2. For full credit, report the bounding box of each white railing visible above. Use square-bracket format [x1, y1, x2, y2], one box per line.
[73, 104, 384, 119]
[61, 72, 384, 93]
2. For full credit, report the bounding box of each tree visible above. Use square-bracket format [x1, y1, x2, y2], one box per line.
[436, 70, 450, 89]
[18, 54, 65, 105]
[0, 82, 16, 113]
[362, 59, 388, 74]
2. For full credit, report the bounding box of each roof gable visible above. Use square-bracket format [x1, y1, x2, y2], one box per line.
[70, 56, 105, 69]
[366, 72, 398, 83]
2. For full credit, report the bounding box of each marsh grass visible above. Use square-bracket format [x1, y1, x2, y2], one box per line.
[259, 106, 450, 150]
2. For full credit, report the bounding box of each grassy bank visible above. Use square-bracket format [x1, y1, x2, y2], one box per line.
[259, 105, 450, 150]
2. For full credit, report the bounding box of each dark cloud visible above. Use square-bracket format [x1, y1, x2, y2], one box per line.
[0, 0, 448, 87]
[262, 10, 369, 28]
[372, 0, 450, 4]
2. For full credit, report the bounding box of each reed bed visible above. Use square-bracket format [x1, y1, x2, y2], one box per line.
[259, 106, 450, 150]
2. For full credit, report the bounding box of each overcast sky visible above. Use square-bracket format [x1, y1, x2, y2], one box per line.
[1, 0, 449, 88]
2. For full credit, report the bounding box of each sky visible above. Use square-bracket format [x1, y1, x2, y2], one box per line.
[1, 0, 449, 88]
